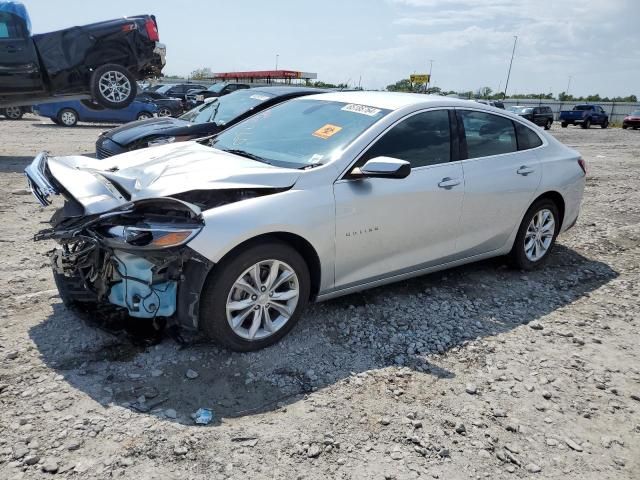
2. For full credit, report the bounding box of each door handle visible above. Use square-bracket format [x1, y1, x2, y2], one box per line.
[5, 46, 22, 53]
[517, 166, 535, 176]
[438, 177, 461, 189]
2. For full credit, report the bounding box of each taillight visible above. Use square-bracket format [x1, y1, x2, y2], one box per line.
[577, 157, 587, 175]
[145, 18, 159, 42]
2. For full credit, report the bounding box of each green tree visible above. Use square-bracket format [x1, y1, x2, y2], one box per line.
[190, 68, 214, 80]
[386, 79, 420, 93]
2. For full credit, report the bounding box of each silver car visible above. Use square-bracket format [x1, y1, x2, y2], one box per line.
[25, 92, 586, 351]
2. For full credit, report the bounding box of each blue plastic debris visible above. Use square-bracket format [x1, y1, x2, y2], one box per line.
[193, 408, 214, 425]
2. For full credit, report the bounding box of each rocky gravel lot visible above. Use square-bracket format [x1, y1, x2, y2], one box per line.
[0, 116, 639, 479]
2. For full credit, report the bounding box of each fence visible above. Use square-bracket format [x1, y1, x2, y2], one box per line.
[501, 99, 639, 123]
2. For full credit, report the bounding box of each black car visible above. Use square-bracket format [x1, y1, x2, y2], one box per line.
[0, 2, 165, 109]
[184, 82, 252, 108]
[136, 91, 183, 117]
[509, 105, 554, 129]
[95, 86, 326, 159]
[153, 83, 207, 101]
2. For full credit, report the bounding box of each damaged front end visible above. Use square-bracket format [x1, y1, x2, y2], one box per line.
[26, 153, 212, 330]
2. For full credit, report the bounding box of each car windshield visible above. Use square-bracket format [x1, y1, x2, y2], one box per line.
[179, 90, 276, 125]
[155, 85, 176, 95]
[509, 107, 533, 114]
[630, 110, 640, 116]
[207, 83, 227, 93]
[573, 105, 592, 111]
[210, 99, 391, 169]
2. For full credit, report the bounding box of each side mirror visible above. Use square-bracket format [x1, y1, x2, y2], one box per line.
[356, 157, 411, 179]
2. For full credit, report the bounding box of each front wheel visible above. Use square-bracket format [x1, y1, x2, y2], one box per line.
[544, 119, 552, 130]
[601, 120, 608, 129]
[2, 106, 23, 120]
[136, 112, 153, 121]
[57, 108, 78, 127]
[581, 118, 591, 129]
[561, 122, 568, 128]
[199, 240, 310, 352]
[509, 199, 560, 270]
[157, 107, 173, 117]
[90, 64, 136, 109]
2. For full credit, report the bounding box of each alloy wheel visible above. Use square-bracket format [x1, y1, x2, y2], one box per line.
[158, 107, 172, 117]
[60, 111, 76, 126]
[524, 209, 555, 262]
[98, 71, 132, 103]
[4, 106, 22, 119]
[226, 259, 300, 341]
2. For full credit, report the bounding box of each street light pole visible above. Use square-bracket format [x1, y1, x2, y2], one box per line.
[503, 35, 518, 100]
[275, 54, 279, 70]
[428, 59, 433, 90]
[566, 75, 572, 97]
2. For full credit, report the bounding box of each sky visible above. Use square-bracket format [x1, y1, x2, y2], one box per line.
[23, 0, 640, 97]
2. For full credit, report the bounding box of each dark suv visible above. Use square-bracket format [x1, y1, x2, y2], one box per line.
[509, 105, 554, 129]
[0, 3, 165, 109]
[153, 83, 207, 101]
[185, 82, 252, 108]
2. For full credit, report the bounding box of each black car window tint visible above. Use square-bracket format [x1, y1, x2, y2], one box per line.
[459, 110, 517, 158]
[0, 13, 23, 39]
[515, 122, 543, 150]
[361, 110, 451, 168]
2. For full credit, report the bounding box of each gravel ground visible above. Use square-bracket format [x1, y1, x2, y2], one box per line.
[0, 115, 639, 479]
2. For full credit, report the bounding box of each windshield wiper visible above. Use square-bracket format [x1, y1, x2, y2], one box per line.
[221, 149, 273, 165]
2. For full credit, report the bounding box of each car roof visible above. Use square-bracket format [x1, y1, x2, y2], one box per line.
[298, 91, 491, 111]
[247, 86, 330, 96]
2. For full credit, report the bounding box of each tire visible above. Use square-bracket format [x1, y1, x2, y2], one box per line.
[622, 124, 628, 129]
[90, 64, 136, 109]
[581, 118, 591, 129]
[544, 119, 552, 130]
[509, 199, 560, 271]
[3, 106, 23, 120]
[601, 120, 608, 129]
[157, 107, 172, 117]
[561, 122, 568, 128]
[57, 108, 78, 127]
[199, 240, 310, 352]
[136, 112, 153, 121]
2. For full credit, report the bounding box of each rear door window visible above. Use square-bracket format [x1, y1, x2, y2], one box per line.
[0, 13, 23, 39]
[458, 110, 517, 159]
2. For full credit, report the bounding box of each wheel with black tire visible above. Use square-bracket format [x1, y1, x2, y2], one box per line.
[581, 118, 591, 129]
[622, 124, 628, 129]
[561, 122, 568, 128]
[57, 108, 78, 127]
[157, 107, 173, 117]
[601, 120, 608, 129]
[199, 240, 310, 352]
[2, 106, 23, 120]
[90, 64, 136, 109]
[544, 119, 552, 130]
[136, 112, 153, 121]
[509, 199, 560, 270]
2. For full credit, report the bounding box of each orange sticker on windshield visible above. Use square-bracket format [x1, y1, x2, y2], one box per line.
[313, 124, 342, 139]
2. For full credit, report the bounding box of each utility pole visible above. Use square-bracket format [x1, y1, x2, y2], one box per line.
[566, 75, 572, 97]
[275, 54, 279, 70]
[503, 36, 517, 100]
[428, 59, 434, 90]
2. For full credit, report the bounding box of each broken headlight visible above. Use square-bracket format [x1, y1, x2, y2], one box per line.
[104, 225, 201, 249]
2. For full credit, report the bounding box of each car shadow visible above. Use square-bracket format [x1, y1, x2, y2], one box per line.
[0, 153, 96, 173]
[29, 245, 617, 425]
[31, 122, 118, 129]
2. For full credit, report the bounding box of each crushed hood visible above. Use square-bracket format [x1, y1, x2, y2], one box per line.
[46, 142, 301, 214]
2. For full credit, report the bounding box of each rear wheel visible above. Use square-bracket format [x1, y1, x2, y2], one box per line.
[91, 64, 136, 109]
[509, 199, 560, 270]
[157, 107, 173, 117]
[57, 108, 78, 127]
[561, 122, 568, 128]
[581, 118, 591, 129]
[199, 240, 310, 352]
[2, 106, 23, 120]
[136, 112, 153, 121]
[544, 119, 552, 130]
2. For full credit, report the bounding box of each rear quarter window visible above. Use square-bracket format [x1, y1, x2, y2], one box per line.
[515, 122, 543, 150]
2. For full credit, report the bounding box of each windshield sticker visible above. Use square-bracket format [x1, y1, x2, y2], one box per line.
[308, 154, 324, 164]
[341, 104, 381, 116]
[250, 94, 270, 101]
[313, 124, 342, 139]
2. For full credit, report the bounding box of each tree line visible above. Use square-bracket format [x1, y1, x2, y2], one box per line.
[385, 79, 637, 103]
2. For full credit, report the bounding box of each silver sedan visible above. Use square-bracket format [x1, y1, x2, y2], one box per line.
[26, 92, 586, 351]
